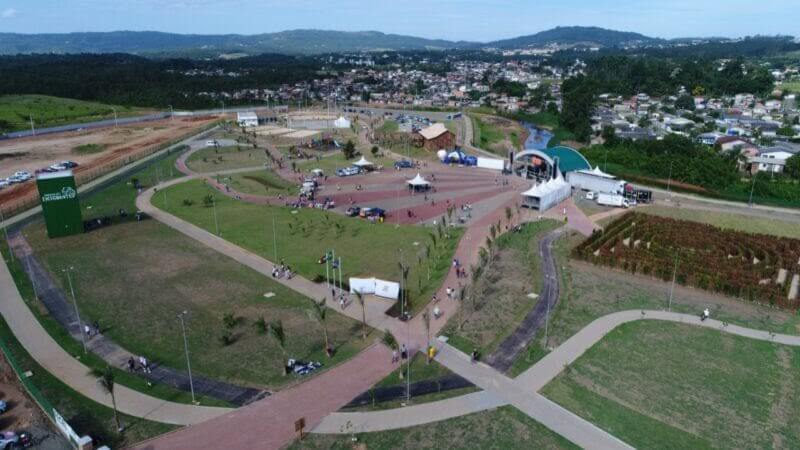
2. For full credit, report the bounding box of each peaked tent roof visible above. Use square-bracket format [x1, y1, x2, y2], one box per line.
[353, 156, 374, 167]
[407, 173, 430, 186]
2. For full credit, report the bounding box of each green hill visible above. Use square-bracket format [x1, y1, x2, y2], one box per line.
[0, 95, 147, 133]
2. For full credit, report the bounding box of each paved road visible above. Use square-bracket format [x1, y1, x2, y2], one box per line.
[0, 253, 232, 426]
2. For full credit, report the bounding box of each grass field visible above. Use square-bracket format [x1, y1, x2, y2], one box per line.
[153, 179, 462, 315]
[508, 230, 800, 376]
[291, 405, 577, 450]
[379, 120, 399, 133]
[0, 248, 175, 447]
[72, 143, 106, 155]
[214, 169, 298, 197]
[543, 320, 800, 449]
[641, 205, 800, 239]
[781, 80, 800, 93]
[0, 95, 148, 133]
[443, 221, 560, 357]
[470, 113, 523, 155]
[186, 145, 270, 173]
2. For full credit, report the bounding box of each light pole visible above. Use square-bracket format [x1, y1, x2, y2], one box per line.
[111, 107, 118, 128]
[0, 206, 12, 264]
[543, 274, 551, 349]
[212, 197, 220, 236]
[668, 252, 679, 312]
[748, 170, 758, 207]
[271, 209, 278, 261]
[168, 105, 174, 122]
[177, 311, 196, 403]
[63, 267, 87, 354]
[221, 101, 225, 116]
[29, 115, 35, 136]
[666, 161, 674, 195]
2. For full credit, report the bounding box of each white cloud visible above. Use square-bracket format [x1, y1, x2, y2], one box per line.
[1, 8, 17, 19]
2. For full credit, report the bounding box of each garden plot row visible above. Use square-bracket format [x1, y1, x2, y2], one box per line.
[574, 212, 800, 309]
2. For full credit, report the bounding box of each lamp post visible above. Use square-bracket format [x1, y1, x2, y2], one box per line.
[168, 105, 174, 122]
[748, 170, 758, 207]
[63, 266, 87, 354]
[177, 311, 196, 403]
[0, 206, 12, 263]
[29, 115, 35, 136]
[111, 107, 118, 128]
[212, 197, 220, 236]
[666, 161, 674, 195]
[668, 252, 679, 312]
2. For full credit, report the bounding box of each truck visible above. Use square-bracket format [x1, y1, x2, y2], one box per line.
[596, 193, 630, 208]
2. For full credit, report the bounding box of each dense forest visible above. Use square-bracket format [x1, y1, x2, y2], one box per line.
[0, 53, 328, 109]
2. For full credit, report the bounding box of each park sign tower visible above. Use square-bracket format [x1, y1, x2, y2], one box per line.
[36, 171, 82, 238]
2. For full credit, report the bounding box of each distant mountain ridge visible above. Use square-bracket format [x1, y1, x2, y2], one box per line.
[0, 27, 780, 56]
[0, 29, 474, 56]
[487, 26, 662, 49]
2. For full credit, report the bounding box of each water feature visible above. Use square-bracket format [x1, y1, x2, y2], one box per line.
[522, 123, 553, 150]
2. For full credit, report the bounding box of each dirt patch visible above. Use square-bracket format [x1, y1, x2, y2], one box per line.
[0, 353, 70, 449]
[0, 116, 219, 213]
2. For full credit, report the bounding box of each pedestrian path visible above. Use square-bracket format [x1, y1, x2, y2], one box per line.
[0, 254, 231, 426]
[314, 309, 800, 449]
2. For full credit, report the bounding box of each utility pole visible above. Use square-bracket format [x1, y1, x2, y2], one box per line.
[168, 105, 174, 122]
[668, 253, 679, 312]
[212, 197, 220, 236]
[177, 311, 196, 403]
[63, 267, 87, 354]
[111, 107, 118, 128]
[667, 161, 674, 195]
[748, 170, 758, 207]
[0, 207, 12, 264]
[29, 115, 35, 136]
[399, 249, 405, 319]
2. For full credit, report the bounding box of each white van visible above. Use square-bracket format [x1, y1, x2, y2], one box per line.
[585, 191, 596, 201]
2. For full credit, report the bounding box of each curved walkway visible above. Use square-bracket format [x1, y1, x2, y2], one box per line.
[0, 253, 232, 426]
[315, 309, 800, 449]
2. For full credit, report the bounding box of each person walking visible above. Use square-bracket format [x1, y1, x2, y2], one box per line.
[400, 344, 407, 361]
[392, 349, 399, 364]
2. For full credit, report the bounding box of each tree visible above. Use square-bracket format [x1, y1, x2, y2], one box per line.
[601, 126, 617, 145]
[354, 291, 367, 339]
[268, 320, 288, 375]
[343, 140, 357, 159]
[307, 298, 331, 357]
[675, 95, 695, 111]
[370, 145, 379, 156]
[786, 154, 800, 179]
[92, 367, 122, 432]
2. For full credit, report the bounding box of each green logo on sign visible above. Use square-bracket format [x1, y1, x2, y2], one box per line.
[42, 186, 77, 203]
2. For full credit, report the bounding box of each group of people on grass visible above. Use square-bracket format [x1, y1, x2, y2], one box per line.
[272, 262, 294, 280]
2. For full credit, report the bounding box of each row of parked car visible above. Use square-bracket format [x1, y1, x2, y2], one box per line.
[345, 206, 386, 219]
[0, 161, 78, 190]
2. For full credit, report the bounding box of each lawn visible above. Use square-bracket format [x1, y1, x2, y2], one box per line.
[214, 169, 298, 197]
[24, 218, 370, 390]
[443, 221, 560, 357]
[378, 120, 399, 133]
[72, 143, 106, 155]
[0, 95, 149, 133]
[186, 145, 270, 173]
[291, 405, 577, 450]
[781, 80, 800, 93]
[469, 113, 524, 156]
[153, 179, 462, 315]
[542, 320, 800, 449]
[508, 230, 800, 377]
[0, 258, 175, 448]
[641, 205, 800, 240]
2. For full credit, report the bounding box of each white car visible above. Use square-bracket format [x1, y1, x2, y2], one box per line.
[206, 140, 218, 147]
[585, 191, 596, 200]
[49, 164, 67, 172]
[0, 179, 9, 188]
[6, 176, 23, 184]
[13, 171, 31, 180]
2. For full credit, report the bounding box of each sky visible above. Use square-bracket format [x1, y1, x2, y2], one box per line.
[0, 0, 796, 42]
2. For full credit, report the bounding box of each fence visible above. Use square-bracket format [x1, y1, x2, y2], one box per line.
[0, 340, 83, 448]
[2, 120, 221, 218]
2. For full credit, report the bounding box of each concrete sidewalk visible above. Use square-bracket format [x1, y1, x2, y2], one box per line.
[0, 255, 231, 426]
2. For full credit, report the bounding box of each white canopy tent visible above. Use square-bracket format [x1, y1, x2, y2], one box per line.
[406, 173, 431, 191]
[333, 116, 351, 129]
[521, 170, 571, 211]
[353, 156, 374, 168]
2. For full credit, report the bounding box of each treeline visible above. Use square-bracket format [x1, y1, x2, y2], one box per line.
[0, 53, 327, 109]
[581, 135, 800, 206]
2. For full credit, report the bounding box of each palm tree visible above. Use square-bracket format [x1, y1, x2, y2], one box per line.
[307, 298, 331, 357]
[355, 291, 367, 339]
[268, 320, 288, 375]
[92, 367, 122, 432]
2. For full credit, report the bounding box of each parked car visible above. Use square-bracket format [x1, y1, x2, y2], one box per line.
[205, 140, 217, 147]
[60, 160, 79, 169]
[359, 207, 386, 219]
[335, 167, 361, 177]
[5, 176, 23, 184]
[345, 206, 361, 217]
[0, 180, 9, 189]
[48, 164, 67, 172]
[0, 431, 31, 449]
[394, 160, 413, 169]
[13, 171, 31, 181]
[585, 191, 596, 201]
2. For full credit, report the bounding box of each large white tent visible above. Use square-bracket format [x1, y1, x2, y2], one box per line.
[353, 156, 374, 168]
[333, 116, 351, 129]
[521, 170, 571, 211]
[406, 173, 430, 187]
